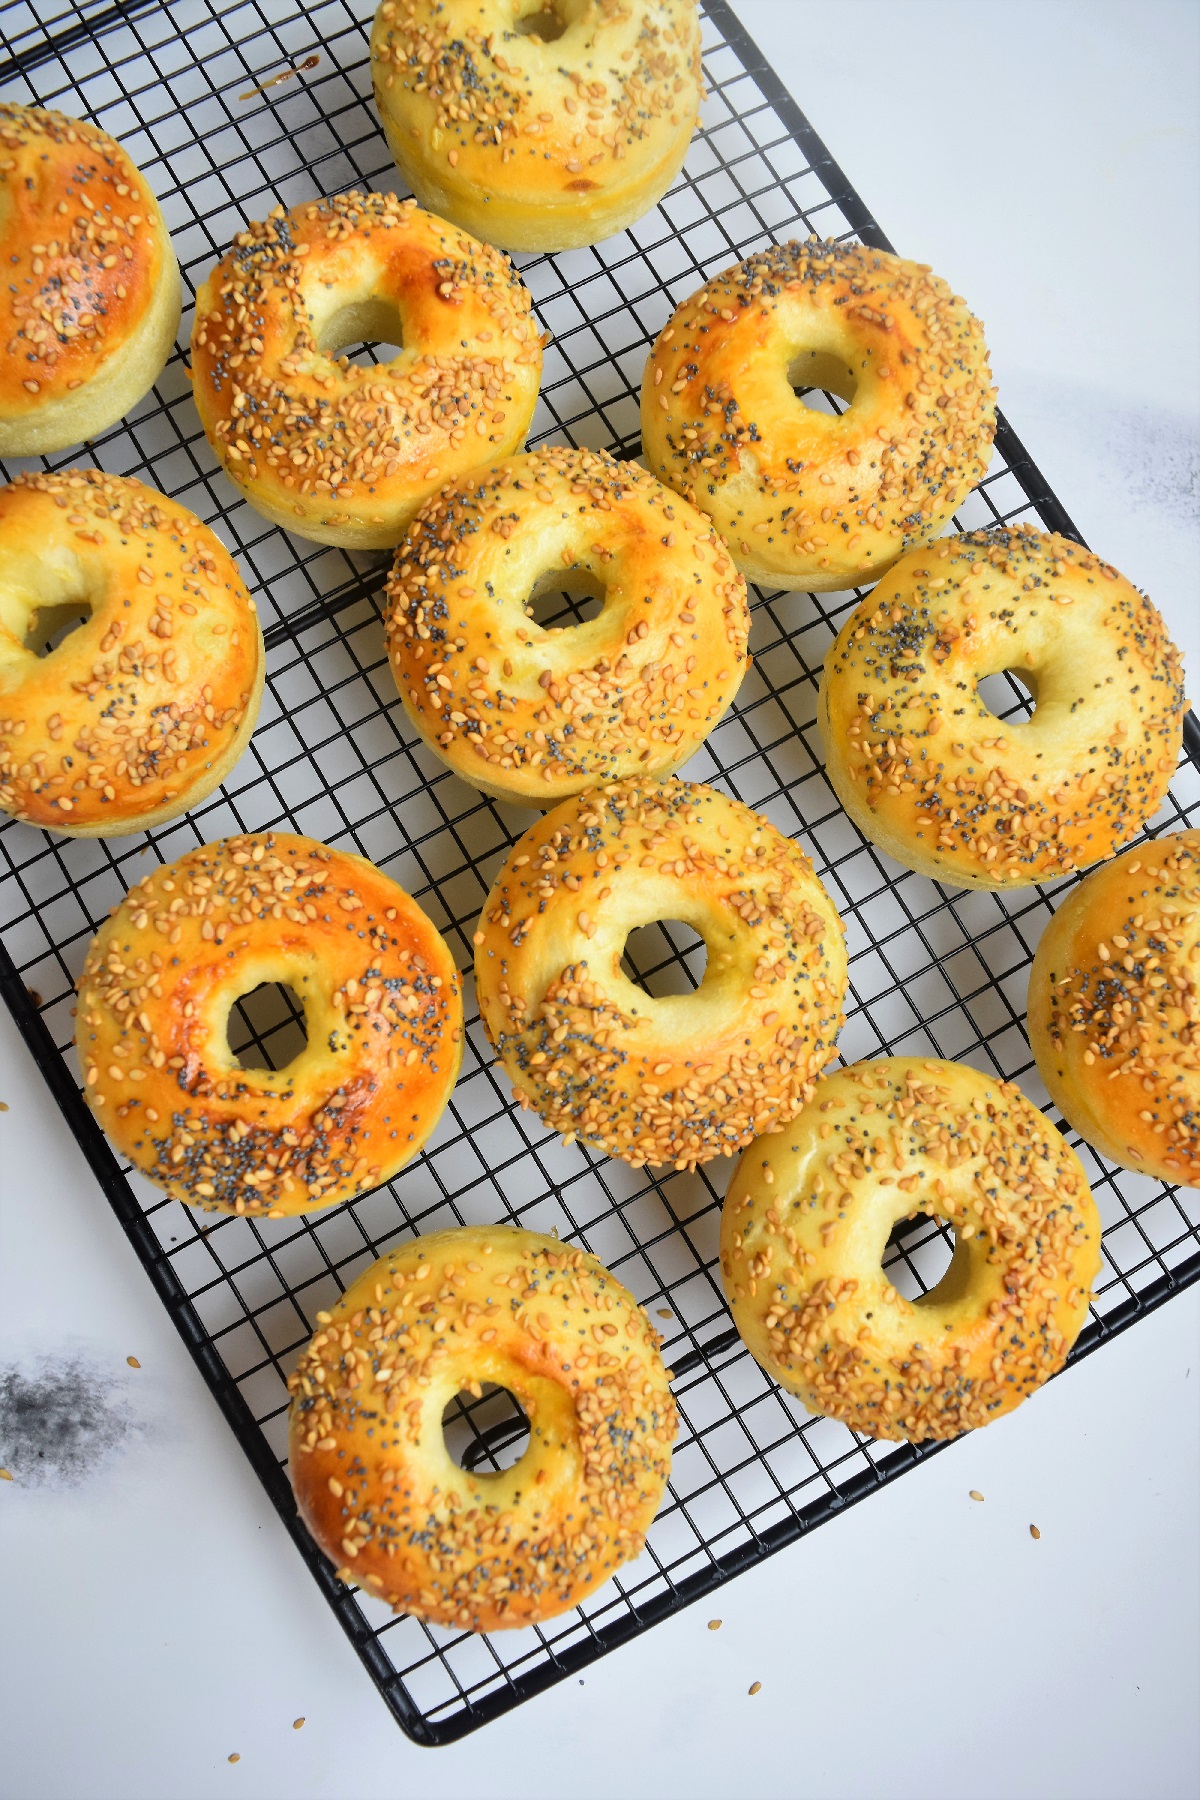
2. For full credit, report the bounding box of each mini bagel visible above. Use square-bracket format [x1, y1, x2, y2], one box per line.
[370, 0, 702, 254]
[384, 447, 751, 804]
[819, 526, 1186, 889]
[474, 777, 848, 1169]
[0, 104, 181, 456]
[191, 192, 542, 549]
[0, 470, 263, 837]
[1029, 831, 1200, 1184]
[288, 1224, 676, 1631]
[641, 237, 995, 591]
[76, 832, 463, 1216]
[722, 1057, 1101, 1443]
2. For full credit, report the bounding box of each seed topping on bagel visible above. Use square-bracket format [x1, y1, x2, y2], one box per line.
[1029, 832, 1200, 1181]
[820, 525, 1186, 887]
[0, 469, 261, 833]
[289, 1226, 676, 1629]
[77, 833, 461, 1216]
[723, 1057, 1101, 1441]
[642, 237, 995, 589]
[0, 104, 167, 414]
[385, 445, 749, 797]
[371, 0, 698, 183]
[475, 778, 847, 1168]
[191, 192, 541, 535]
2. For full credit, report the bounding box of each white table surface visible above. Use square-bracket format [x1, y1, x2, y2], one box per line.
[3, 3, 1199, 1796]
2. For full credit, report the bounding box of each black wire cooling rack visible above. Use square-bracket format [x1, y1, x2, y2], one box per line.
[2, 0, 1198, 1749]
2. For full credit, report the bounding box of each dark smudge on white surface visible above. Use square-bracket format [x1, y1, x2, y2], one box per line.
[0, 1354, 139, 1487]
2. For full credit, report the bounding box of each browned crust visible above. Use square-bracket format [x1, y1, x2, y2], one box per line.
[288, 1224, 676, 1631]
[0, 471, 262, 835]
[0, 105, 175, 433]
[371, 0, 702, 253]
[384, 446, 750, 804]
[641, 237, 995, 590]
[76, 832, 463, 1216]
[1028, 831, 1200, 1183]
[190, 193, 542, 548]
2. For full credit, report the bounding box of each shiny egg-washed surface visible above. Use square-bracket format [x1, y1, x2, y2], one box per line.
[384, 446, 750, 804]
[0, 102, 181, 454]
[289, 1225, 676, 1631]
[0, 470, 263, 835]
[1029, 832, 1200, 1184]
[76, 833, 463, 1216]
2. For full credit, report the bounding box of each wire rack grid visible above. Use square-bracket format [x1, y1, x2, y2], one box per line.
[2, 0, 1198, 1749]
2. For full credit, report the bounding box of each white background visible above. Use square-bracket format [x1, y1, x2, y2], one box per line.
[2, 2, 1199, 1796]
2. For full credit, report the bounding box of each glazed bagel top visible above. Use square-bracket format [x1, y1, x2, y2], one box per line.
[289, 1225, 676, 1631]
[820, 526, 1187, 888]
[0, 105, 173, 430]
[190, 193, 543, 546]
[384, 446, 751, 803]
[641, 238, 996, 590]
[0, 469, 261, 835]
[370, 0, 702, 249]
[76, 833, 463, 1217]
[1028, 831, 1200, 1185]
[722, 1058, 1101, 1441]
[474, 777, 848, 1168]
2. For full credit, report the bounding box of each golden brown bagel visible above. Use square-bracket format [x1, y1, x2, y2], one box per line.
[0, 104, 181, 456]
[76, 833, 463, 1216]
[288, 1224, 676, 1630]
[0, 470, 263, 837]
[722, 1057, 1101, 1442]
[190, 193, 542, 549]
[384, 446, 750, 804]
[474, 778, 848, 1168]
[370, 0, 702, 253]
[640, 237, 996, 591]
[1028, 831, 1200, 1184]
[819, 526, 1186, 889]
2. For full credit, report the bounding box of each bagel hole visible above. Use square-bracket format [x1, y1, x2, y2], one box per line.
[788, 350, 858, 416]
[443, 1384, 531, 1473]
[24, 597, 92, 658]
[317, 297, 404, 370]
[525, 566, 606, 631]
[976, 668, 1037, 723]
[513, 4, 569, 40]
[227, 982, 308, 1072]
[622, 919, 708, 998]
[883, 1212, 956, 1302]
